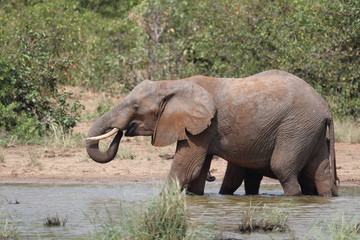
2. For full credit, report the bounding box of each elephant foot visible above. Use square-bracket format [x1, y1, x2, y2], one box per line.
[319, 191, 332, 197]
[318, 188, 338, 197]
[244, 192, 259, 196]
[219, 186, 237, 195]
[185, 190, 204, 196]
[282, 183, 302, 196]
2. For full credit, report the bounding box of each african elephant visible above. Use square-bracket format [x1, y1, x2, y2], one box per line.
[86, 70, 338, 197]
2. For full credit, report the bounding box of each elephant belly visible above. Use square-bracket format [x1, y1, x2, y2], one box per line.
[226, 152, 272, 170]
[212, 123, 276, 170]
[214, 141, 274, 170]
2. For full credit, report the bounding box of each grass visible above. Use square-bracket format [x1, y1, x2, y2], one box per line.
[116, 145, 137, 160]
[0, 131, 17, 147]
[334, 118, 360, 143]
[27, 152, 42, 167]
[43, 125, 85, 147]
[0, 150, 4, 163]
[0, 212, 19, 239]
[303, 213, 360, 240]
[98, 141, 137, 160]
[0, 126, 85, 148]
[44, 215, 68, 227]
[238, 201, 291, 233]
[91, 181, 213, 240]
[77, 155, 90, 163]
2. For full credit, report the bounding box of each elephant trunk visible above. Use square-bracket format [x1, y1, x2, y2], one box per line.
[86, 110, 123, 164]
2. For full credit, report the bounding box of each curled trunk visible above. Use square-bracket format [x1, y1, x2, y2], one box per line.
[86, 112, 122, 163]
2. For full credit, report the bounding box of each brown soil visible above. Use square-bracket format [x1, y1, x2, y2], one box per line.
[1, 137, 359, 186]
[0, 87, 359, 186]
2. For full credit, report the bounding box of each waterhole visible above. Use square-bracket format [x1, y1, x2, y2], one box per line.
[0, 183, 359, 239]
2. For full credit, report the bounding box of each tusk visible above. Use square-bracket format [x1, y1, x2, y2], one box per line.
[86, 128, 120, 141]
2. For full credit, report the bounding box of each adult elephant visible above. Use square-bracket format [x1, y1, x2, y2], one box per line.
[86, 70, 338, 197]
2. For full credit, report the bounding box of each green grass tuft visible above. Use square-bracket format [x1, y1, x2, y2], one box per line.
[0, 212, 19, 239]
[0, 126, 85, 147]
[238, 201, 291, 233]
[303, 213, 360, 240]
[116, 145, 137, 160]
[91, 181, 213, 240]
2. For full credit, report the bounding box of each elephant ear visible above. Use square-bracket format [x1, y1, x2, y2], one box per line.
[152, 81, 216, 147]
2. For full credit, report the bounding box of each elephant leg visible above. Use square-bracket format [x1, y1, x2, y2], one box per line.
[303, 139, 338, 197]
[244, 169, 263, 195]
[219, 162, 246, 195]
[298, 172, 317, 195]
[270, 145, 304, 196]
[186, 154, 213, 195]
[165, 138, 209, 193]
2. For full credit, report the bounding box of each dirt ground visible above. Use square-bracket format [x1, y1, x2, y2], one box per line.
[0, 135, 359, 186]
[0, 87, 359, 187]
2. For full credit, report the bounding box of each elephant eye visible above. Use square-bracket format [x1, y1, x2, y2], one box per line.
[133, 104, 140, 111]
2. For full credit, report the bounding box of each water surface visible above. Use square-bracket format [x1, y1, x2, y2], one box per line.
[0, 183, 358, 239]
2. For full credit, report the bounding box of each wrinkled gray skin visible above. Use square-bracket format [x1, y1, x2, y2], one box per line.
[220, 137, 333, 195]
[86, 70, 338, 196]
[219, 164, 319, 195]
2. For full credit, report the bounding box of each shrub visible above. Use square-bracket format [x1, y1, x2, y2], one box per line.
[1, 0, 359, 134]
[0, 58, 83, 141]
[0, 22, 84, 140]
[194, 0, 360, 119]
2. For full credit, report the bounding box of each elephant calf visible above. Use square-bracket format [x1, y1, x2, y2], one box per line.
[86, 70, 338, 197]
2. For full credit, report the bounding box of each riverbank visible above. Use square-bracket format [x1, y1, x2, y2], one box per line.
[0, 137, 359, 186]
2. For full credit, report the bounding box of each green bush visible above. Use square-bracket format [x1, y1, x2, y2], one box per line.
[108, 0, 360, 118]
[0, 0, 359, 143]
[193, 0, 360, 118]
[0, 1, 85, 140]
[0, 57, 83, 141]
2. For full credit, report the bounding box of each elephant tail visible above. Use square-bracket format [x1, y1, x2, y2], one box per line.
[327, 117, 339, 186]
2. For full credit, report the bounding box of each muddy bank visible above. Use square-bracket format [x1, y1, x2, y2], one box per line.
[0, 139, 359, 186]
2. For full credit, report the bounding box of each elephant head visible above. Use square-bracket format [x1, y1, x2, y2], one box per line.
[86, 80, 216, 163]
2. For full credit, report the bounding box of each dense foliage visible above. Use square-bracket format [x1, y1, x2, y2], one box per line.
[0, 0, 359, 140]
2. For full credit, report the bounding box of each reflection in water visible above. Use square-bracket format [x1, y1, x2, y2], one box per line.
[0, 183, 358, 239]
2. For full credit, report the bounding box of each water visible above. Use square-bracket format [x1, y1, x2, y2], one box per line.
[0, 182, 359, 239]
